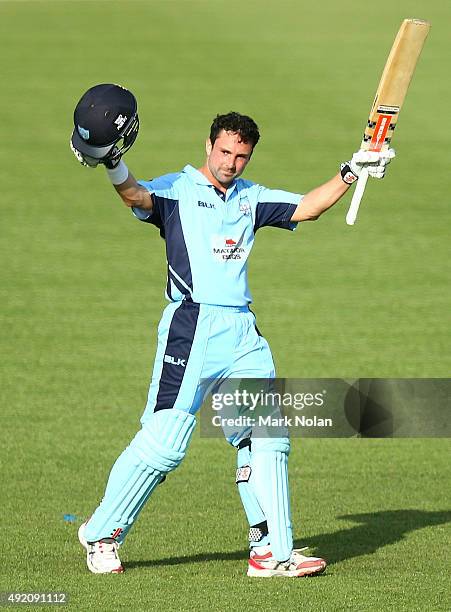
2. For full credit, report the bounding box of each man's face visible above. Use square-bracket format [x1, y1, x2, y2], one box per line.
[206, 130, 253, 187]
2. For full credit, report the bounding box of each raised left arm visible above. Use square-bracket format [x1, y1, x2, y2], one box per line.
[290, 149, 396, 222]
[290, 174, 349, 222]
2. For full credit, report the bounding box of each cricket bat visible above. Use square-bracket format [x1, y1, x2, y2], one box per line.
[346, 18, 430, 226]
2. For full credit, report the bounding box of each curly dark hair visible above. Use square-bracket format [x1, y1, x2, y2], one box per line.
[209, 112, 260, 149]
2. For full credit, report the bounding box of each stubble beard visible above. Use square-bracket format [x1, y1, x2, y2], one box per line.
[209, 162, 237, 188]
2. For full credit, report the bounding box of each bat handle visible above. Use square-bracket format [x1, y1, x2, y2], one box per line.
[346, 168, 369, 225]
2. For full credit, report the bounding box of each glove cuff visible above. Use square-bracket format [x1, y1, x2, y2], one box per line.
[340, 162, 359, 185]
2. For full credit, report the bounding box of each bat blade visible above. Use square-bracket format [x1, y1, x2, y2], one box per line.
[346, 18, 430, 226]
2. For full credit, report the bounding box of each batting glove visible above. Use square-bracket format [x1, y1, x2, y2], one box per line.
[351, 148, 396, 178]
[341, 149, 396, 183]
[366, 148, 396, 179]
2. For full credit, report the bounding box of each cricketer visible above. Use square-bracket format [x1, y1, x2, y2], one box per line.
[70, 83, 394, 576]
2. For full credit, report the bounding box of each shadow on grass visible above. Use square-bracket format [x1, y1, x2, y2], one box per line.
[127, 509, 451, 569]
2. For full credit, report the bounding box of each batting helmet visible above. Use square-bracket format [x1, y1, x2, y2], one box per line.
[71, 83, 139, 162]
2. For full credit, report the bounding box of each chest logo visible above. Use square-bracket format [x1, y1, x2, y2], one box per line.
[198, 201, 216, 209]
[239, 200, 251, 216]
[212, 235, 248, 262]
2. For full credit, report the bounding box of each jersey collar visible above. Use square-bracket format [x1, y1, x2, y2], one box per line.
[183, 164, 212, 185]
[183, 164, 238, 198]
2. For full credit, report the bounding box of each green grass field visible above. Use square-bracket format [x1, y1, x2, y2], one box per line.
[1, 1, 450, 610]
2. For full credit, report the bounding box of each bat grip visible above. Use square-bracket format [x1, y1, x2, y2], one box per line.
[346, 168, 369, 226]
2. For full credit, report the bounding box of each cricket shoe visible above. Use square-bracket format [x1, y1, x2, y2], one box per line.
[78, 521, 124, 574]
[247, 546, 326, 578]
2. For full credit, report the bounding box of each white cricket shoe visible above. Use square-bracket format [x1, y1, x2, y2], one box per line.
[247, 546, 326, 578]
[78, 522, 124, 574]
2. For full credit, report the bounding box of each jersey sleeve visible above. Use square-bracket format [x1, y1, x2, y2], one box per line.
[132, 173, 181, 236]
[254, 186, 302, 232]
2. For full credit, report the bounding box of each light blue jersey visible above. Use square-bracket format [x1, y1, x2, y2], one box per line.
[134, 165, 301, 306]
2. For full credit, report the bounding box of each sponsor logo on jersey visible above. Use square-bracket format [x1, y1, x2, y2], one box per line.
[212, 235, 248, 261]
[198, 201, 216, 209]
[164, 354, 186, 367]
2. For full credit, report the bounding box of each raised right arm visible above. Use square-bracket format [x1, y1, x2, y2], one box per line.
[107, 163, 153, 211]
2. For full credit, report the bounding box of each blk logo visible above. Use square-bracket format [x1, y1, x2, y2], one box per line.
[198, 201, 215, 209]
[164, 354, 186, 367]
